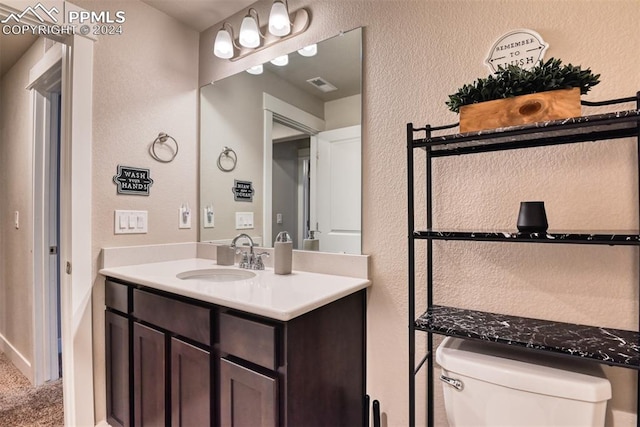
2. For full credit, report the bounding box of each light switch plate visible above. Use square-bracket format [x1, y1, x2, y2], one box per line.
[235, 212, 254, 230]
[115, 210, 148, 234]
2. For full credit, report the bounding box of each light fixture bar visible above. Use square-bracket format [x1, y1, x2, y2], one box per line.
[229, 8, 310, 62]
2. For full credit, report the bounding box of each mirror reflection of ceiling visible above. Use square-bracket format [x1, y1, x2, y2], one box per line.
[260, 30, 361, 102]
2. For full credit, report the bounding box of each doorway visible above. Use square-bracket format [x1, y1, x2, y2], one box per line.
[29, 45, 62, 384]
[0, 3, 96, 420]
[272, 124, 311, 249]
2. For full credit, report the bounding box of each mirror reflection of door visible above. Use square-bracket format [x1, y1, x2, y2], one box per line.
[312, 125, 361, 254]
[272, 121, 361, 254]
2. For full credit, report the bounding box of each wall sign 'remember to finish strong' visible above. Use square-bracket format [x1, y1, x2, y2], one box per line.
[232, 180, 254, 202]
[113, 165, 154, 196]
[485, 29, 548, 73]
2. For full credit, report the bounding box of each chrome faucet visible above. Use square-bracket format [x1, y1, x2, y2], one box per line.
[230, 233, 264, 269]
[231, 233, 254, 252]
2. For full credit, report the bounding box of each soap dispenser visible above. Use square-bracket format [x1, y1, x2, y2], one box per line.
[303, 230, 320, 251]
[274, 231, 292, 275]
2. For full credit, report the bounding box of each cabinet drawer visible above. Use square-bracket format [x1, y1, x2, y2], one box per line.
[105, 280, 129, 313]
[133, 289, 210, 346]
[219, 312, 278, 370]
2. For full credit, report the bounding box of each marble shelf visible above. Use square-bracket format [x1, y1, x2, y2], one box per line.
[414, 229, 640, 245]
[415, 305, 640, 369]
[411, 110, 640, 157]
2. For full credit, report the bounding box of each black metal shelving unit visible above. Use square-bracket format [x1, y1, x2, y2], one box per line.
[408, 93, 640, 427]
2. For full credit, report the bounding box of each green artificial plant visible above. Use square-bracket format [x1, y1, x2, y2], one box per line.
[446, 58, 600, 113]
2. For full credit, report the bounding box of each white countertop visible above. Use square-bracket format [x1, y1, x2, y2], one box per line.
[99, 258, 371, 321]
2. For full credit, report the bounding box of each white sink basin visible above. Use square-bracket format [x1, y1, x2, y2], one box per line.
[176, 268, 256, 282]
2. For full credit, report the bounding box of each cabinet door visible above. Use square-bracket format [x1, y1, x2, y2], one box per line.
[106, 311, 130, 427]
[170, 338, 211, 427]
[133, 322, 166, 427]
[220, 359, 277, 427]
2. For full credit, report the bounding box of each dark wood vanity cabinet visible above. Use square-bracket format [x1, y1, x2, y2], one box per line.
[105, 280, 212, 427]
[106, 310, 130, 427]
[170, 338, 211, 426]
[132, 322, 166, 426]
[105, 277, 365, 427]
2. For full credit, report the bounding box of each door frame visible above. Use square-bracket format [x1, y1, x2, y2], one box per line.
[0, 2, 96, 425]
[28, 44, 63, 385]
[262, 93, 324, 247]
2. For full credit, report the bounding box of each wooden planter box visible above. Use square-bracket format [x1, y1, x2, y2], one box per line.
[459, 87, 581, 133]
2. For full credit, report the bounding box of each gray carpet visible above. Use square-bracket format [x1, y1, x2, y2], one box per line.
[0, 352, 64, 426]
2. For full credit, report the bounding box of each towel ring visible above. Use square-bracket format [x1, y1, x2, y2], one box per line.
[217, 146, 237, 172]
[150, 132, 179, 163]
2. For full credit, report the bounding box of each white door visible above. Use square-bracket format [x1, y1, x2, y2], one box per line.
[311, 125, 361, 254]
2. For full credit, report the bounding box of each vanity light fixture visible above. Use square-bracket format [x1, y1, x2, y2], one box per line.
[213, 2, 310, 61]
[246, 64, 264, 75]
[297, 44, 317, 57]
[270, 54, 288, 66]
[213, 23, 235, 59]
[239, 9, 261, 48]
[268, 0, 290, 37]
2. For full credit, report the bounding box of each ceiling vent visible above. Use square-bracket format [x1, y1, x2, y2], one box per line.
[306, 77, 337, 93]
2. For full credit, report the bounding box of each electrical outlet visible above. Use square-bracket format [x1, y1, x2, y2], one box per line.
[203, 208, 214, 228]
[179, 205, 191, 229]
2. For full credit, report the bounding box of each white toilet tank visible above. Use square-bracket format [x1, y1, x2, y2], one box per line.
[436, 337, 612, 427]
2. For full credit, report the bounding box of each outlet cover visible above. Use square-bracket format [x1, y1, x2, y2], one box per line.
[203, 208, 214, 228]
[179, 206, 192, 229]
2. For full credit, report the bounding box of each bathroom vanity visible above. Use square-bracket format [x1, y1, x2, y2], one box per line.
[101, 256, 369, 427]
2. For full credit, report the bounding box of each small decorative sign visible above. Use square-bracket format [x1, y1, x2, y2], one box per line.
[485, 29, 548, 73]
[113, 165, 154, 196]
[232, 180, 254, 202]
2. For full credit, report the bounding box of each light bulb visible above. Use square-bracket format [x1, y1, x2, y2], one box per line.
[246, 64, 263, 75]
[268, 0, 290, 37]
[297, 44, 317, 57]
[239, 13, 260, 48]
[270, 54, 288, 66]
[213, 27, 233, 59]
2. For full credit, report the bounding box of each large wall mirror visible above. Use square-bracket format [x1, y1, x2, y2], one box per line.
[200, 27, 362, 254]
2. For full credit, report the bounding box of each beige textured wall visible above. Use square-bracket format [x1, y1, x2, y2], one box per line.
[71, 0, 200, 421]
[0, 38, 47, 380]
[202, 1, 640, 425]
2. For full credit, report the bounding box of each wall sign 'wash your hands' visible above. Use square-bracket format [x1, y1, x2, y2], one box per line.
[113, 165, 154, 196]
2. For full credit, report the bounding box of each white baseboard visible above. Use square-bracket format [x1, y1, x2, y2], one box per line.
[0, 332, 33, 383]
